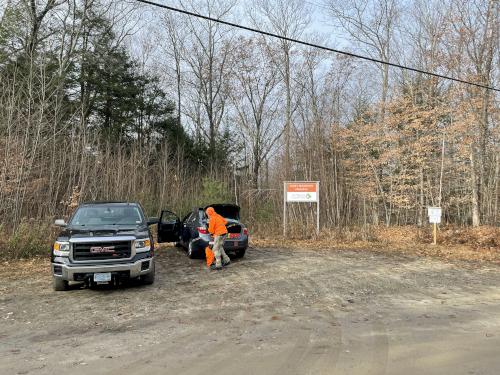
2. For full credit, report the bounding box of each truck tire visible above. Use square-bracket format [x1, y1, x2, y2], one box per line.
[141, 262, 155, 285]
[234, 249, 246, 258]
[53, 277, 69, 291]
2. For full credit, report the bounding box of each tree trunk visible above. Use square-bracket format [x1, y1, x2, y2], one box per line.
[470, 148, 480, 227]
[418, 166, 424, 226]
[284, 44, 291, 180]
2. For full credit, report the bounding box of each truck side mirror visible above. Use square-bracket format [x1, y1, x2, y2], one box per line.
[54, 219, 67, 227]
[147, 217, 159, 225]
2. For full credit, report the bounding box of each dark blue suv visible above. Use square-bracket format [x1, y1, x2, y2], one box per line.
[157, 204, 248, 259]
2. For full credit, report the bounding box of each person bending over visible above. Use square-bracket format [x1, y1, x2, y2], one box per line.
[206, 207, 231, 270]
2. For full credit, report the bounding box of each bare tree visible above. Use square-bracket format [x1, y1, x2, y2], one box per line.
[1, 0, 499, 243]
[159, 11, 187, 123]
[231, 37, 282, 188]
[180, 0, 237, 166]
[447, 0, 499, 226]
[248, 0, 310, 179]
[325, 0, 400, 114]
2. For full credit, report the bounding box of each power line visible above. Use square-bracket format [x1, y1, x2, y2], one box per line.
[135, 0, 499, 92]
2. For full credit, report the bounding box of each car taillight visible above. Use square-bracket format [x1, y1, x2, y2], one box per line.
[197, 227, 208, 234]
[243, 228, 248, 235]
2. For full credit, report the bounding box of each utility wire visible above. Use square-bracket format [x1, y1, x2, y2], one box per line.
[135, 0, 499, 92]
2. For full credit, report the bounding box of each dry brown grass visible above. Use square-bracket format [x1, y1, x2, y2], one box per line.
[0, 258, 49, 282]
[251, 225, 500, 264]
[0, 220, 55, 260]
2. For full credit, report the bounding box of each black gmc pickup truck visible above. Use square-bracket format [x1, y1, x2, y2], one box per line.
[51, 202, 158, 291]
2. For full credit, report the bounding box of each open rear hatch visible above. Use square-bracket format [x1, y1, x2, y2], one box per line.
[226, 225, 242, 239]
[204, 204, 240, 221]
[204, 204, 242, 237]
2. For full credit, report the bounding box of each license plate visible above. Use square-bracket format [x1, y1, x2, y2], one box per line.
[228, 233, 239, 239]
[233, 241, 238, 246]
[94, 273, 111, 282]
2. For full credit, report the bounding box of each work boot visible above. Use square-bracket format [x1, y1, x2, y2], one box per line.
[222, 258, 231, 267]
[210, 263, 222, 271]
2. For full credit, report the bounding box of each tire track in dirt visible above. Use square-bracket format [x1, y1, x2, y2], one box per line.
[93, 250, 290, 374]
[296, 254, 390, 374]
[229, 250, 345, 375]
[170, 250, 339, 375]
[5, 246, 500, 375]
[273, 277, 343, 375]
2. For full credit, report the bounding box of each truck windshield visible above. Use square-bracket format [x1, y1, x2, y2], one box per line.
[70, 205, 144, 226]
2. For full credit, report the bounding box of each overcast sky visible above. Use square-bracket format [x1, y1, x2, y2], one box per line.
[151, 0, 349, 48]
[0, 0, 350, 53]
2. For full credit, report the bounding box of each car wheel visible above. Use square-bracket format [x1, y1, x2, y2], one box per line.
[187, 241, 197, 259]
[141, 261, 155, 285]
[234, 249, 246, 258]
[53, 277, 69, 291]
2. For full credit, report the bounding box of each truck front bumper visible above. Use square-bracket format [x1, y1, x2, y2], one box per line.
[52, 258, 153, 281]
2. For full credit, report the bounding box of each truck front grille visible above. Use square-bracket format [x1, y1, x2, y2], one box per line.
[72, 241, 132, 261]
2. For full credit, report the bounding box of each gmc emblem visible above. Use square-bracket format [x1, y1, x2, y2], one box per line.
[90, 246, 115, 254]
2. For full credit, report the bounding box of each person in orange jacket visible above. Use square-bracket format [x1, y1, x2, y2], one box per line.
[206, 206, 231, 270]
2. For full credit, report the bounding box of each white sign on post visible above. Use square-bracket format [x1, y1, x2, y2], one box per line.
[283, 181, 320, 236]
[427, 207, 442, 224]
[286, 182, 318, 202]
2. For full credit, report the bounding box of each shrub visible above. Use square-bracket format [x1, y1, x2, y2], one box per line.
[0, 220, 53, 259]
[198, 178, 233, 206]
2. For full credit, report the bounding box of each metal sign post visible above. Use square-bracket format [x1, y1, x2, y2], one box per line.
[283, 183, 287, 237]
[283, 181, 320, 236]
[316, 183, 320, 235]
[427, 207, 442, 245]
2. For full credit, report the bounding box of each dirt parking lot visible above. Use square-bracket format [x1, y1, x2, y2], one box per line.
[1, 246, 500, 375]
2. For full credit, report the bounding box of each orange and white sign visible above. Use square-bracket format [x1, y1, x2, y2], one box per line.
[285, 182, 318, 202]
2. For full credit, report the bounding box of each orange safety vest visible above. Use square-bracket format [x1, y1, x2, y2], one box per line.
[206, 207, 228, 236]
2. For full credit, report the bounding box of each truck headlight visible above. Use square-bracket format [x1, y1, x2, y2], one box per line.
[53, 241, 70, 257]
[135, 239, 151, 253]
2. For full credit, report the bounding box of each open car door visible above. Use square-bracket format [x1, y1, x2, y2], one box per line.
[158, 210, 181, 243]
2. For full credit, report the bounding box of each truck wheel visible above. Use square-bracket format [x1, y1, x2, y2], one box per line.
[187, 241, 197, 259]
[53, 277, 69, 291]
[234, 249, 246, 258]
[141, 262, 155, 285]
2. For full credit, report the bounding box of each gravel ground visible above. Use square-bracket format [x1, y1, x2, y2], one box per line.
[1, 246, 500, 375]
